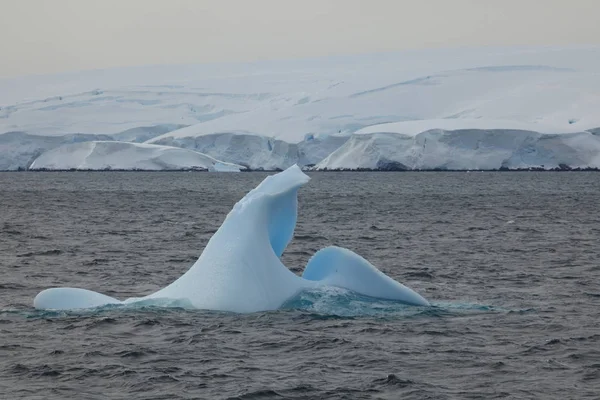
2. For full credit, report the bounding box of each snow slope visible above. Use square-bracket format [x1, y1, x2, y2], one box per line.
[29, 141, 243, 171]
[111, 124, 188, 143]
[2, 46, 600, 170]
[151, 132, 300, 170]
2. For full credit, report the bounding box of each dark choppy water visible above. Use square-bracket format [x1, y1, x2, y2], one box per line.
[1, 171, 599, 399]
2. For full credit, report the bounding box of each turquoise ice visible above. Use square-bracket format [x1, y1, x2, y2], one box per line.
[34, 165, 429, 312]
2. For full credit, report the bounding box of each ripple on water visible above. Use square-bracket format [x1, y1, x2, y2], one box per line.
[1, 171, 599, 399]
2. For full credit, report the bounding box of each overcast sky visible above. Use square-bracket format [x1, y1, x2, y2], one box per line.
[1, 0, 599, 78]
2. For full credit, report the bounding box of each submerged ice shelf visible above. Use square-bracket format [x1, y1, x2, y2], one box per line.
[33, 166, 429, 313]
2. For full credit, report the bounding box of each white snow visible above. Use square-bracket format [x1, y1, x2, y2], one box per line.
[355, 119, 584, 137]
[111, 124, 188, 143]
[29, 141, 243, 171]
[33, 166, 429, 312]
[2, 46, 600, 170]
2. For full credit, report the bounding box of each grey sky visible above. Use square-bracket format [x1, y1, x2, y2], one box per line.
[1, 0, 599, 78]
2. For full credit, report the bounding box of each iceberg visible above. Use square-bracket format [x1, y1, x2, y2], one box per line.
[33, 166, 429, 312]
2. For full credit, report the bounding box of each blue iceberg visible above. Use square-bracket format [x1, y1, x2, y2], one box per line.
[34, 165, 429, 312]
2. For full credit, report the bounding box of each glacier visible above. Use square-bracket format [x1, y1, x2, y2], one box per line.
[0, 131, 113, 171]
[33, 166, 429, 312]
[3, 47, 600, 170]
[151, 132, 300, 171]
[316, 128, 600, 171]
[29, 141, 243, 171]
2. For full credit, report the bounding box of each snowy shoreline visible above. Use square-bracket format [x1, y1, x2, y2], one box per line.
[4, 167, 599, 172]
[3, 47, 600, 171]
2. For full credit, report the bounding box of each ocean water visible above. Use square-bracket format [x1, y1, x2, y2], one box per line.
[1, 171, 599, 399]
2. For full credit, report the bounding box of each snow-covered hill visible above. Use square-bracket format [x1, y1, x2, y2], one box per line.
[2, 46, 600, 170]
[29, 141, 242, 171]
